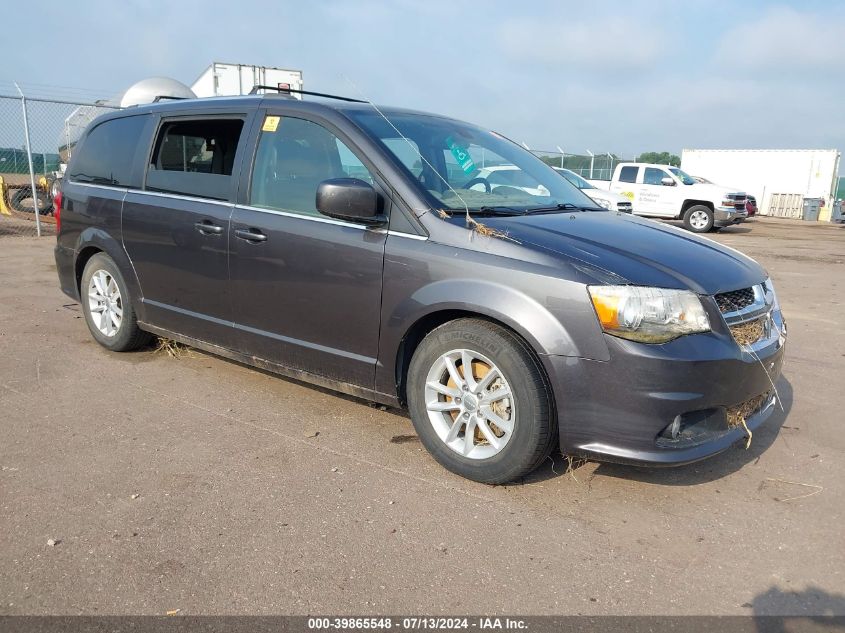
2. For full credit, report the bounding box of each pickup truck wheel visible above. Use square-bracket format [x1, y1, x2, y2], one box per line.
[81, 253, 152, 352]
[683, 205, 714, 233]
[407, 318, 555, 484]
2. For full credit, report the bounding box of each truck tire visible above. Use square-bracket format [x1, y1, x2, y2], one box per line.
[9, 186, 51, 215]
[683, 205, 714, 233]
[407, 318, 556, 484]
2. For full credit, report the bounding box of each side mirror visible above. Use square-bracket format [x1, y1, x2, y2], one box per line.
[316, 178, 383, 224]
[661, 177, 676, 186]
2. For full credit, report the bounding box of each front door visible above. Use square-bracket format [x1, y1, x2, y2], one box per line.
[122, 115, 247, 347]
[229, 113, 387, 389]
[640, 167, 680, 217]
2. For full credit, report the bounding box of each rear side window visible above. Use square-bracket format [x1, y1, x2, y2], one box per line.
[69, 115, 147, 187]
[618, 166, 638, 183]
[146, 118, 244, 200]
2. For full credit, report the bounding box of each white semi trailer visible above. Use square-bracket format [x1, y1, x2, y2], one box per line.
[191, 62, 304, 99]
[681, 149, 841, 220]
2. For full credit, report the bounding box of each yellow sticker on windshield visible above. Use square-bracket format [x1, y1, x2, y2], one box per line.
[262, 116, 280, 132]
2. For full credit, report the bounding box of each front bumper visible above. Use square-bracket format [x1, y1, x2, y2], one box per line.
[714, 207, 749, 226]
[547, 307, 786, 466]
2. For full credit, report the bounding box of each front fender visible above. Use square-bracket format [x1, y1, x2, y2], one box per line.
[376, 274, 610, 401]
[404, 278, 602, 359]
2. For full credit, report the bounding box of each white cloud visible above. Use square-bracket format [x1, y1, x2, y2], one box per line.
[714, 6, 845, 72]
[498, 15, 667, 71]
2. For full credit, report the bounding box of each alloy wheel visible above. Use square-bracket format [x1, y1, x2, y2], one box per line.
[424, 349, 515, 459]
[87, 269, 123, 337]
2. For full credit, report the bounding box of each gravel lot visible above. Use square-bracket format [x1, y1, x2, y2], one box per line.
[1, 216, 843, 616]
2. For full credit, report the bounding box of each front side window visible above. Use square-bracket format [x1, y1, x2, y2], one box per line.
[346, 111, 596, 212]
[644, 167, 669, 186]
[250, 116, 375, 217]
[146, 117, 244, 200]
[69, 115, 148, 187]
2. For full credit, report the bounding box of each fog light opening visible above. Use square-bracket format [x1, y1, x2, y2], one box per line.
[661, 415, 682, 440]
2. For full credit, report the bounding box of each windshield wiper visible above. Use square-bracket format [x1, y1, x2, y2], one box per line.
[523, 203, 603, 214]
[468, 206, 526, 216]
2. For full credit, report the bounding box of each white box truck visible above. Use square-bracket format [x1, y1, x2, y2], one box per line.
[191, 62, 304, 99]
[681, 149, 841, 220]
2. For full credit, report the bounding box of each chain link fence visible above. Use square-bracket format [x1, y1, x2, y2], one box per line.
[531, 150, 631, 182]
[1, 91, 119, 237]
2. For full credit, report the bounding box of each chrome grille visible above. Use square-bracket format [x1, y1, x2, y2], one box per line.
[715, 287, 755, 313]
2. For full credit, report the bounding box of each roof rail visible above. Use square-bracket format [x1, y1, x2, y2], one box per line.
[151, 95, 189, 102]
[248, 85, 366, 103]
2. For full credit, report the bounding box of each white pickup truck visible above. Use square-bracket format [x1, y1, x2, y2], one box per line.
[589, 163, 748, 232]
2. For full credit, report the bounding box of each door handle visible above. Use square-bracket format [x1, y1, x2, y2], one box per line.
[194, 221, 223, 235]
[234, 228, 268, 243]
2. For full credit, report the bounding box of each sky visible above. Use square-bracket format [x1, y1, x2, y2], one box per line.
[1, 0, 844, 159]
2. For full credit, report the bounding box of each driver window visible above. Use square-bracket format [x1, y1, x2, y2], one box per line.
[644, 167, 669, 186]
[250, 116, 375, 217]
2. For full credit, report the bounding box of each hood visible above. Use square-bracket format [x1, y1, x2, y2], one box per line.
[482, 211, 765, 295]
[684, 182, 745, 197]
[583, 188, 628, 204]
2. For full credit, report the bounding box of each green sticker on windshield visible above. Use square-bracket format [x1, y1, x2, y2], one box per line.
[446, 136, 476, 174]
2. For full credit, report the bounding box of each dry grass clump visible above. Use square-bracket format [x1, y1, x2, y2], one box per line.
[726, 391, 769, 449]
[730, 318, 765, 346]
[435, 208, 518, 242]
[154, 337, 193, 358]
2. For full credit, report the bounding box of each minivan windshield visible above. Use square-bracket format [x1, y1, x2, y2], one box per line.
[347, 111, 600, 213]
[668, 167, 696, 185]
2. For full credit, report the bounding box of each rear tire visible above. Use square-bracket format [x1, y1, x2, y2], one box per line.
[683, 205, 714, 233]
[407, 318, 555, 484]
[80, 253, 151, 352]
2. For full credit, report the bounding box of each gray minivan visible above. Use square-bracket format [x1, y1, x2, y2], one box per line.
[54, 91, 786, 483]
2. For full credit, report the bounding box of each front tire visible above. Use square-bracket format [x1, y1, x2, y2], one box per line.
[407, 319, 555, 484]
[683, 205, 714, 233]
[80, 253, 151, 351]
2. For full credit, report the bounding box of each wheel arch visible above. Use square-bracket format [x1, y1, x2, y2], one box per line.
[73, 228, 145, 318]
[681, 199, 715, 215]
[383, 278, 608, 403]
[396, 308, 560, 408]
[74, 245, 103, 293]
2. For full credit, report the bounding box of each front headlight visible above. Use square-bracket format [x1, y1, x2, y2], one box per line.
[594, 198, 612, 210]
[588, 286, 710, 343]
